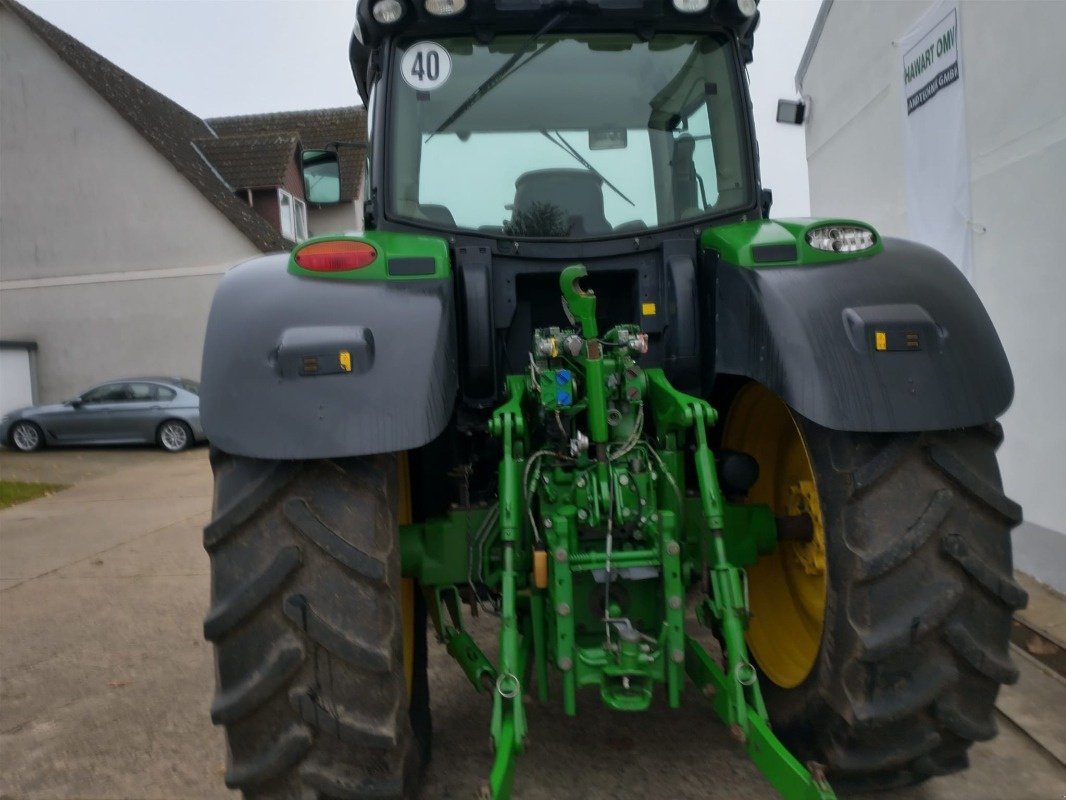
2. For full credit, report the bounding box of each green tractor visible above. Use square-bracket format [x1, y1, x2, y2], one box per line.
[199, 0, 1027, 797]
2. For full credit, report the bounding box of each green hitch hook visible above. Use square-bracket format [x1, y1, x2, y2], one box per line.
[559, 264, 598, 339]
[559, 264, 609, 444]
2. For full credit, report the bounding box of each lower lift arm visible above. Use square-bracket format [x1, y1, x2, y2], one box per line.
[486, 376, 532, 799]
[647, 369, 834, 800]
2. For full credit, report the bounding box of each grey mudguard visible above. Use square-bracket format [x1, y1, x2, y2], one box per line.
[715, 237, 1013, 432]
[201, 254, 457, 459]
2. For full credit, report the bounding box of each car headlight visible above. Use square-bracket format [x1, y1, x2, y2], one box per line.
[806, 225, 876, 254]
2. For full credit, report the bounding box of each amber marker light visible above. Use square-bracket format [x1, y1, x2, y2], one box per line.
[294, 240, 378, 272]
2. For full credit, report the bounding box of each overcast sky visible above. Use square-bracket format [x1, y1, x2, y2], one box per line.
[22, 0, 820, 215]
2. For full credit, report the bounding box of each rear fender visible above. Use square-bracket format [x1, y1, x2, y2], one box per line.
[713, 236, 1013, 432]
[200, 253, 456, 459]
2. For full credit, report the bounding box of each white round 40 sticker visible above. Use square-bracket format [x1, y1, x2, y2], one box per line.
[401, 42, 451, 91]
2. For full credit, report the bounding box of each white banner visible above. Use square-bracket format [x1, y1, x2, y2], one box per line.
[900, 0, 973, 280]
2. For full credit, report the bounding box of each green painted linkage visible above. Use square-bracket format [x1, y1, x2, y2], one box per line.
[686, 638, 835, 800]
[644, 366, 836, 800]
[486, 374, 532, 800]
[560, 264, 608, 443]
[426, 586, 497, 692]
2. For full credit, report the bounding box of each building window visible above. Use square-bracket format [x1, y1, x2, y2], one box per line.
[278, 189, 309, 242]
[294, 197, 308, 241]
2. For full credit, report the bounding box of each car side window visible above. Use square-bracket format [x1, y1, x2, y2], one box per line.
[80, 386, 106, 403]
[82, 384, 128, 403]
[154, 386, 177, 401]
[128, 383, 156, 401]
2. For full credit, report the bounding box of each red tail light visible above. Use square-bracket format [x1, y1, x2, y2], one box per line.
[294, 240, 377, 272]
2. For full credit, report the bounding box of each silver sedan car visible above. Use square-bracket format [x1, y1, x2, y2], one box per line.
[1, 377, 205, 453]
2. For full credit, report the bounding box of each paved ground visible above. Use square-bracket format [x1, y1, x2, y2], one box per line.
[0, 446, 174, 487]
[1, 448, 1064, 799]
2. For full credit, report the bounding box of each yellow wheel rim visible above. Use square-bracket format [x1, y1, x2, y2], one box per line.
[398, 452, 416, 699]
[722, 384, 827, 689]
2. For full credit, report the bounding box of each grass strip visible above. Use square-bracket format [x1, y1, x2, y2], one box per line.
[0, 480, 69, 509]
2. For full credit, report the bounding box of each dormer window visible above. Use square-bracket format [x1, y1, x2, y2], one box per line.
[278, 189, 308, 242]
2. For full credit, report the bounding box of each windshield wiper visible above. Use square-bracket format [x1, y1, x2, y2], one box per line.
[427, 11, 568, 141]
[540, 130, 635, 207]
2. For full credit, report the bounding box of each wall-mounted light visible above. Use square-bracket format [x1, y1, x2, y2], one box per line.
[776, 99, 807, 125]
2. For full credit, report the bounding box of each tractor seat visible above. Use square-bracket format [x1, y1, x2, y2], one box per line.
[512, 169, 611, 236]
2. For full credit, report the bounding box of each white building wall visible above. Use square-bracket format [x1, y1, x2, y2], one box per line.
[801, 1, 930, 233]
[0, 9, 260, 401]
[1, 272, 228, 403]
[308, 202, 361, 236]
[799, 0, 1066, 580]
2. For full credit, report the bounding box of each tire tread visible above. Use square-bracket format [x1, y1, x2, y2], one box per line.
[204, 546, 302, 640]
[755, 422, 1025, 792]
[926, 444, 1023, 524]
[224, 723, 313, 790]
[205, 454, 425, 799]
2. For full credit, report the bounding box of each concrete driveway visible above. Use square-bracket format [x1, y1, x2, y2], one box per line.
[1, 449, 1063, 799]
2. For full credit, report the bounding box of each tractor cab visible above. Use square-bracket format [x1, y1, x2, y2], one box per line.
[346, 0, 765, 405]
[354, 0, 761, 241]
[201, 3, 1023, 799]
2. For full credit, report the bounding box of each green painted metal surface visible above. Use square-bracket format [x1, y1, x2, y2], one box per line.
[687, 638, 836, 800]
[701, 218, 884, 267]
[400, 506, 495, 586]
[398, 264, 836, 800]
[286, 229, 450, 280]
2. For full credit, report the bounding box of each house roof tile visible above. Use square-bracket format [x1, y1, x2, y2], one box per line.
[208, 108, 367, 202]
[196, 133, 301, 191]
[2, 0, 290, 252]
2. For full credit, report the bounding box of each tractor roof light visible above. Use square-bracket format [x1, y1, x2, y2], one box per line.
[372, 0, 405, 25]
[806, 225, 876, 254]
[672, 0, 710, 14]
[294, 240, 378, 272]
[735, 0, 758, 18]
[425, 0, 466, 16]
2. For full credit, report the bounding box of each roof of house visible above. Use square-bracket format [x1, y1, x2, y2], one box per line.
[196, 133, 301, 191]
[208, 108, 367, 202]
[2, 0, 290, 252]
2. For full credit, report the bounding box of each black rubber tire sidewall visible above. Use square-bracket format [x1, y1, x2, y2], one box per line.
[757, 421, 1025, 791]
[203, 451, 431, 799]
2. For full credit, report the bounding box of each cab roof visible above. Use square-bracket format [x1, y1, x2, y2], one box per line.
[349, 0, 759, 104]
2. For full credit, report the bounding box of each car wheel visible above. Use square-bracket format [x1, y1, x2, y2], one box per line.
[10, 421, 44, 452]
[157, 420, 193, 453]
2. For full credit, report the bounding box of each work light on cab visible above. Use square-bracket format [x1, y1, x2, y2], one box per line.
[672, 0, 709, 14]
[735, 0, 758, 17]
[806, 225, 876, 253]
[293, 239, 377, 272]
[425, 0, 466, 16]
[372, 0, 404, 24]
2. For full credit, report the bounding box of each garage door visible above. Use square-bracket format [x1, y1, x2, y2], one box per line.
[1, 345, 35, 415]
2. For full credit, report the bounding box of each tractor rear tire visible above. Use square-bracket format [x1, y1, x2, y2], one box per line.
[203, 451, 430, 799]
[760, 420, 1027, 790]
